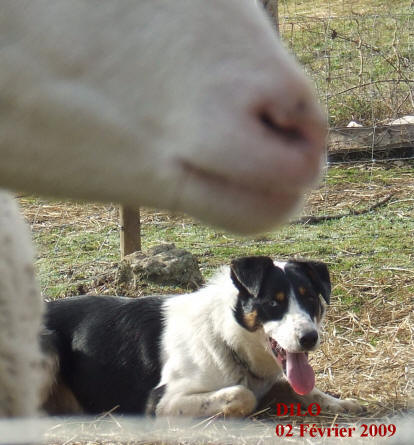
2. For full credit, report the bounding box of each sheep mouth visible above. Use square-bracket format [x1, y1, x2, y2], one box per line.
[180, 160, 299, 204]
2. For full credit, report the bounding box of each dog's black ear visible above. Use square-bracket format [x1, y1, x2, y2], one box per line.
[293, 260, 331, 304]
[230, 256, 274, 298]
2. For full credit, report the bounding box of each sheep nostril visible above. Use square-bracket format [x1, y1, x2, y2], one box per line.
[257, 109, 304, 143]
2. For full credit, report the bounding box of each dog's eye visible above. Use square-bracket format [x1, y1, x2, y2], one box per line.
[269, 301, 279, 307]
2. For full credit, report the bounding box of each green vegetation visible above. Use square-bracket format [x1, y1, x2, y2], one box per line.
[278, 0, 414, 126]
[20, 161, 414, 411]
[22, 162, 413, 307]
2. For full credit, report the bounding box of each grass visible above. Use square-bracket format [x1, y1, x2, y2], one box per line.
[19, 160, 414, 423]
[277, 0, 414, 126]
[23, 163, 413, 299]
[279, 0, 413, 15]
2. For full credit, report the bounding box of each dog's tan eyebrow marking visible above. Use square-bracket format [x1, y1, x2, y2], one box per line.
[298, 286, 306, 296]
[275, 292, 285, 302]
[243, 310, 259, 331]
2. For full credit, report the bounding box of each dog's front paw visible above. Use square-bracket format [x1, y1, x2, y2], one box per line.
[214, 385, 256, 417]
[324, 397, 363, 415]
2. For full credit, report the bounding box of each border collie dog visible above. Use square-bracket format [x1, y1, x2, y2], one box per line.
[42, 256, 362, 417]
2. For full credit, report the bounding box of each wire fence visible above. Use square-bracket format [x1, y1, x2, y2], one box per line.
[276, 1, 414, 127]
[263, 0, 414, 163]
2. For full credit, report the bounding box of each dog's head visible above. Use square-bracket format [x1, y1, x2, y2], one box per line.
[230, 256, 331, 395]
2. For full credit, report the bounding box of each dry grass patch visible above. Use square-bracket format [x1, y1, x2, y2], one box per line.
[14, 161, 414, 444]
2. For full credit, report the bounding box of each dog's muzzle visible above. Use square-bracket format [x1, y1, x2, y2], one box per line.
[268, 336, 315, 395]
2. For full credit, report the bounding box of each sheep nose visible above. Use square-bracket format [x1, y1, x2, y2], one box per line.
[255, 92, 325, 147]
[299, 330, 319, 350]
[252, 89, 327, 185]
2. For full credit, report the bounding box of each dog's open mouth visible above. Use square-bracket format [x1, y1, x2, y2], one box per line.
[269, 337, 315, 396]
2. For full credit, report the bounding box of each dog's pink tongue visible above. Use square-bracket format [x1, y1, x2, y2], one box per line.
[286, 352, 315, 395]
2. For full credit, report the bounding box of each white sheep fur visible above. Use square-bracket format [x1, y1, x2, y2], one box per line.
[0, 192, 43, 416]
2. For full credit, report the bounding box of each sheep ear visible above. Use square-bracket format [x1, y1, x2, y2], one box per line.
[291, 260, 331, 304]
[230, 256, 274, 298]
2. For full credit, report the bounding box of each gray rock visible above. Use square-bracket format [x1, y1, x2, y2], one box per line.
[123, 243, 203, 289]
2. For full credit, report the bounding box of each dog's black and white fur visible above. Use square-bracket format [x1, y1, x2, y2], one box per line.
[42, 256, 362, 417]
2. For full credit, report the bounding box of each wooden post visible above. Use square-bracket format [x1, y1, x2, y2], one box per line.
[119, 206, 141, 258]
[262, 0, 279, 33]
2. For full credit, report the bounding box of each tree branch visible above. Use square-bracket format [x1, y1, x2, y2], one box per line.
[291, 194, 394, 225]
